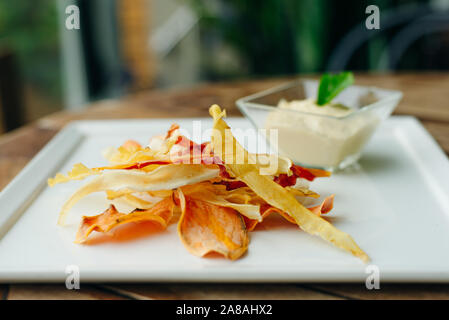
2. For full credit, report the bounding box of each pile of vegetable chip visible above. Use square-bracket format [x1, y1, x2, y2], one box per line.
[49, 105, 368, 262]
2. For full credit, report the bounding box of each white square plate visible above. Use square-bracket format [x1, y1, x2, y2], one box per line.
[0, 117, 448, 283]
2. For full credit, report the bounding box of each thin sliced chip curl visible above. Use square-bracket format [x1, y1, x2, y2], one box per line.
[75, 196, 175, 243]
[107, 189, 173, 210]
[285, 186, 320, 198]
[58, 164, 219, 225]
[290, 165, 331, 182]
[181, 183, 262, 221]
[115, 194, 155, 209]
[177, 190, 249, 260]
[106, 189, 174, 201]
[48, 163, 98, 187]
[103, 140, 148, 164]
[106, 189, 137, 200]
[48, 159, 172, 187]
[209, 104, 369, 262]
[122, 140, 142, 150]
[104, 125, 182, 165]
[245, 195, 335, 231]
[308, 195, 334, 215]
[250, 153, 293, 177]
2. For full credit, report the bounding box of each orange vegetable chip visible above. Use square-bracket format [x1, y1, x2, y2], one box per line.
[122, 140, 142, 150]
[177, 192, 249, 260]
[75, 196, 175, 243]
[308, 195, 334, 215]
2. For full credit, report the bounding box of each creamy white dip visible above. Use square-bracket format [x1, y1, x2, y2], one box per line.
[265, 98, 378, 169]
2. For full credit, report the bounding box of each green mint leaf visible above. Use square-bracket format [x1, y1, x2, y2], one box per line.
[317, 72, 354, 106]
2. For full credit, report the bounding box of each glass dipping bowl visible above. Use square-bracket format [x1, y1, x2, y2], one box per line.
[236, 79, 403, 171]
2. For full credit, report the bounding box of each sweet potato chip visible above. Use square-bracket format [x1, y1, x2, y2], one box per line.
[308, 195, 334, 215]
[75, 196, 175, 243]
[209, 104, 369, 262]
[122, 140, 142, 150]
[290, 164, 331, 182]
[177, 190, 249, 260]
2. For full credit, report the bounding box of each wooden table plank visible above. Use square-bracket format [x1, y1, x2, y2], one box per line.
[35, 73, 449, 130]
[308, 283, 449, 300]
[6, 284, 128, 300]
[0, 73, 448, 299]
[356, 73, 449, 123]
[422, 121, 449, 154]
[98, 283, 341, 300]
[0, 127, 58, 189]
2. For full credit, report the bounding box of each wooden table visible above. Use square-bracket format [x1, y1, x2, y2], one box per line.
[1, 73, 449, 300]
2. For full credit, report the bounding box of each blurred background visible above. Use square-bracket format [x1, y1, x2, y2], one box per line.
[1, 0, 449, 132]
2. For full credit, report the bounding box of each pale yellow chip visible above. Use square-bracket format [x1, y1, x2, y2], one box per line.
[181, 182, 262, 221]
[58, 164, 219, 225]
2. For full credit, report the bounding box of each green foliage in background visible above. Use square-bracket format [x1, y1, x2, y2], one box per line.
[190, 0, 346, 76]
[0, 0, 61, 98]
[190, 0, 435, 78]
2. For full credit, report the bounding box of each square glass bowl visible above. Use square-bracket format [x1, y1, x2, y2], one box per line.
[236, 79, 403, 171]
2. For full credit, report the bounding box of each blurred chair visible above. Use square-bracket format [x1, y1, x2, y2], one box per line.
[327, 3, 449, 71]
[0, 49, 25, 132]
[378, 12, 449, 69]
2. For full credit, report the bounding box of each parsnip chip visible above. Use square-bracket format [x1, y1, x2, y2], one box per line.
[75, 196, 175, 243]
[58, 164, 219, 225]
[103, 143, 148, 164]
[181, 183, 262, 221]
[177, 190, 249, 260]
[244, 204, 294, 232]
[245, 195, 335, 231]
[116, 194, 154, 209]
[48, 159, 171, 187]
[285, 187, 320, 198]
[48, 163, 97, 187]
[104, 126, 181, 165]
[209, 104, 369, 262]
[251, 153, 293, 177]
[105, 189, 135, 200]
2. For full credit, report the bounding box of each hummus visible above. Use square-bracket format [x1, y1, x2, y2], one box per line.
[265, 98, 378, 169]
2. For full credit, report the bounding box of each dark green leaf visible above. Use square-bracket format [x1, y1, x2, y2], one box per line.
[317, 72, 354, 106]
